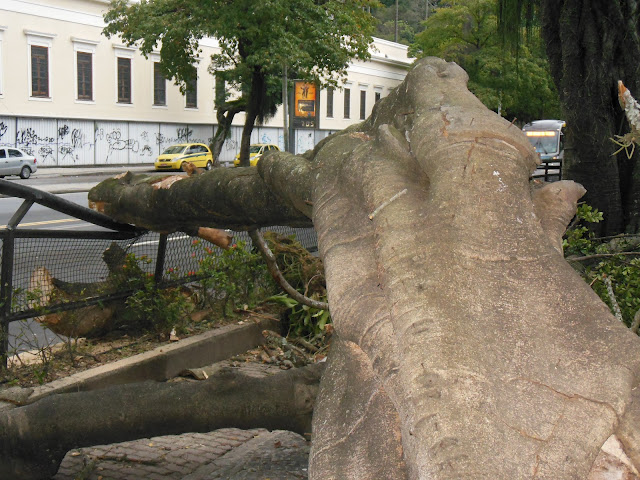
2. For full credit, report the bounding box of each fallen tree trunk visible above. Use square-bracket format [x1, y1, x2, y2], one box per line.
[0, 362, 324, 480]
[3, 57, 638, 479]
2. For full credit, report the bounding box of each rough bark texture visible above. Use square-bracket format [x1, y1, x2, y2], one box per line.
[68, 57, 640, 478]
[541, 0, 640, 234]
[0, 363, 323, 480]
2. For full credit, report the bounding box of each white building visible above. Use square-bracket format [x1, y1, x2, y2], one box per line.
[0, 0, 414, 166]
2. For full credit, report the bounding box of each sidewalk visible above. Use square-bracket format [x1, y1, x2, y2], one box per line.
[36, 164, 155, 177]
[54, 428, 309, 480]
[31, 164, 161, 195]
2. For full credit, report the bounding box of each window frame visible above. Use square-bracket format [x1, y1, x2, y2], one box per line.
[374, 86, 383, 104]
[360, 89, 367, 120]
[0, 27, 5, 97]
[343, 87, 351, 119]
[113, 45, 135, 106]
[72, 38, 98, 103]
[326, 87, 334, 118]
[153, 61, 167, 106]
[185, 75, 198, 109]
[25, 30, 56, 100]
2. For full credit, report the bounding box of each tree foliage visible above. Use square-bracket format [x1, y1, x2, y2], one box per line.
[497, 0, 640, 235]
[373, 0, 447, 45]
[409, 0, 560, 122]
[103, 0, 378, 165]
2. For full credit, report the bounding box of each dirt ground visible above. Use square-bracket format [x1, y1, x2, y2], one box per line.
[1, 307, 329, 388]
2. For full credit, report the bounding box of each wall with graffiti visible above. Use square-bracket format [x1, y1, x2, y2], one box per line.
[0, 116, 331, 166]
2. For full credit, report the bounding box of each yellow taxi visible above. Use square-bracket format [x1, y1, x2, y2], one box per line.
[233, 143, 281, 167]
[154, 143, 214, 171]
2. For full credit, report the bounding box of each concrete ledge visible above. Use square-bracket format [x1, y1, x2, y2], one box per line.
[1, 317, 277, 407]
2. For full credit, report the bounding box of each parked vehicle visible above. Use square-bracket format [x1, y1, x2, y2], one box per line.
[0, 147, 37, 179]
[233, 144, 281, 167]
[154, 143, 214, 171]
[522, 119, 565, 181]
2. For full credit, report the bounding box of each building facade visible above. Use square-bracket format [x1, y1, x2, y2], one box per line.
[0, 0, 413, 166]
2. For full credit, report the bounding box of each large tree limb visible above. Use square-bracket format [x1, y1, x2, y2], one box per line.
[0, 363, 324, 480]
[88, 167, 312, 232]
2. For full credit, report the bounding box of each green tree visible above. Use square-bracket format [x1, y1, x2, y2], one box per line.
[410, 0, 561, 122]
[373, 0, 446, 45]
[103, 0, 377, 166]
[498, 0, 640, 235]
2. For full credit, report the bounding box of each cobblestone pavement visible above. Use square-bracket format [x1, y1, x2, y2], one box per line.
[54, 428, 310, 480]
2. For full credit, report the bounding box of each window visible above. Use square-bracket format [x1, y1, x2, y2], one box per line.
[0, 150, 5, 159]
[215, 74, 226, 107]
[154, 62, 166, 106]
[8, 149, 23, 157]
[186, 76, 197, 108]
[326, 88, 334, 118]
[31, 46, 49, 97]
[76, 52, 92, 100]
[117, 57, 131, 103]
[343, 88, 350, 119]
[25, 30, 55, 99]
[375, 91, 381, 103]
[0, 27, 5, 96]
[73, 38, 98, 102]
[360, 90, 366, 120]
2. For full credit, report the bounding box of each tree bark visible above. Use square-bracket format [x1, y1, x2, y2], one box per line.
[237, 68, 268, 167]
[69, 57, 640, 478]
[210, 99, 245, 163]
[541, 0, 640, 234]
[0, 363, 324, 480]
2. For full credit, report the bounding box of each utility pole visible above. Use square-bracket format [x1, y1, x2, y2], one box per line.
[282, 63, 289, 152]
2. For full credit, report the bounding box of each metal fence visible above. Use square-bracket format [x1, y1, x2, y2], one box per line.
[0, 180, 317, 363]
[531, 158, 561, 182]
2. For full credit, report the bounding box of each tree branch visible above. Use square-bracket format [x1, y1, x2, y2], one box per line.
[88, 167, 312, 232]
[0, 363, 324, 480]
[566, 252, 640, 262]
[249, 229, 329, 311]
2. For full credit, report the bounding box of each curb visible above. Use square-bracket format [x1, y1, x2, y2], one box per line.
[0, 317, 278, 409]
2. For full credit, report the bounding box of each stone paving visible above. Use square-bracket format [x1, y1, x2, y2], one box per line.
[53, 428, 310, 480]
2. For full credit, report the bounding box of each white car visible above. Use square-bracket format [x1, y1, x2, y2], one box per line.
[0, 147, 38, 179]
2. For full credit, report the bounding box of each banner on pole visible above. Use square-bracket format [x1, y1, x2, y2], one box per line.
[292, 81, 318, 129]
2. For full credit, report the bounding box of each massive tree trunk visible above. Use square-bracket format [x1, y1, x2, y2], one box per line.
[541, 0, 640, 234]
[6, 58, 640, 479]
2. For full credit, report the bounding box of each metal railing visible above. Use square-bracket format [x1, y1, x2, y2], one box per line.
[0, 180, 317, 364]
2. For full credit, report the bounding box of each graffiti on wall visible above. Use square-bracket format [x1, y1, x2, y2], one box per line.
[95, 126, 155, 163]
[16, 128, 56, 161]
[0, 118, 301, 165]
[57, 124, 92, 163]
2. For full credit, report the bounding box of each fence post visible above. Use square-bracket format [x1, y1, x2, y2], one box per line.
[154, 233, 168, 286]
[0, 197, 34, 367]
[0, 230, 15, 368]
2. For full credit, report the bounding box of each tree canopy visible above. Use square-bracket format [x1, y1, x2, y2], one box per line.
[409, 0, 561, 123]
[103, 0, 378, 165]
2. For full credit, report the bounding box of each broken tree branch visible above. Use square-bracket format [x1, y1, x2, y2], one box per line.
[249, 229, 329, 311]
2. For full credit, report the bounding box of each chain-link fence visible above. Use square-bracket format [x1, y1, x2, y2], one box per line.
[0, 180, 317, 363]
